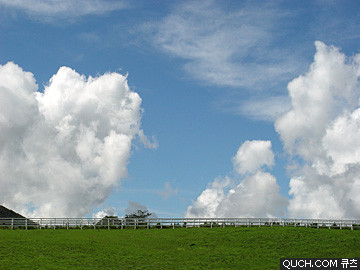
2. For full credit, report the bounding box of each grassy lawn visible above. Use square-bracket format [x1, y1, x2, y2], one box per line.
[0, 226, 359, 269]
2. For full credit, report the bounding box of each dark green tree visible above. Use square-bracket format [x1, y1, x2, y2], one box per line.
[125, 209, 152, 219]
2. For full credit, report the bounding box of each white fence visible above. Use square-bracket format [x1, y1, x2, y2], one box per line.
[1, 217, 360, 230]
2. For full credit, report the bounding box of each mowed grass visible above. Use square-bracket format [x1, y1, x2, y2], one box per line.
[0, 226, 359, 269]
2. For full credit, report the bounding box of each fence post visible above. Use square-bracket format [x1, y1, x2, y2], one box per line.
[54, 218, 56, 229]
[25, 219, 28, 230]
[108, 218, 110, 230]
[147, 219, 149, 229]
[40, 218, 42, 229]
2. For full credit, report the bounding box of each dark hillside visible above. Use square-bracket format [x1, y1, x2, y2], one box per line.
[0, 205, 38, 227]
[0, 205, 25, 218]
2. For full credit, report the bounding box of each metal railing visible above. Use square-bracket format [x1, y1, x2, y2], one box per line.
[1, 217, 360, 230]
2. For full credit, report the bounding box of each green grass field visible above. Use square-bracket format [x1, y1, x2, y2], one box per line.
[0, 226, 359, 269]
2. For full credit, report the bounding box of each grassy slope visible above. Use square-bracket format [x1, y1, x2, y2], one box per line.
[0, 227, 359, 269]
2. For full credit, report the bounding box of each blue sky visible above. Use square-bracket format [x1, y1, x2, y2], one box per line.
[1, 0, 360, 219]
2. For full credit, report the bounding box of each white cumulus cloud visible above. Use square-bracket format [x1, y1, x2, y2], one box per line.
[186, 140, 286, 218]
[275, 41, 360, 219]
[232, 140, 274, 175]
[93, 207, 117, 218]
[0, 62, 150, 217]
[185, 177, 231, 218]
[216, 171, 286, 218]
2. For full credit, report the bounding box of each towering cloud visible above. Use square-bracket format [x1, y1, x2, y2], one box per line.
[187, 42, 360, 220]
[186, 140, 286, 218]
[275, 42, 360, 219]
[0, 62, 148, 217]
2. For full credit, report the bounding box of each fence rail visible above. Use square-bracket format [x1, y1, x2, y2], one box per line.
[1, 217, 360, 230]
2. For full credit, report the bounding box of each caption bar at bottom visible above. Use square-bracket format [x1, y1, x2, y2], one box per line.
[280, 258, 359, 270]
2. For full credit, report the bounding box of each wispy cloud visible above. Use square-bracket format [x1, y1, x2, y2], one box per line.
[0, 0, 129, 21]
[78, 32, 101, 43]
[145, 0, 300, 90]
[310, 1, 360, 46]
[157, 182, 178, 200]
[219, 95, 291, 121]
